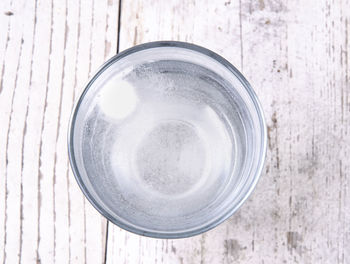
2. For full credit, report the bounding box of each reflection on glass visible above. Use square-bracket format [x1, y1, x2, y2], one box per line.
[98, 79, 138, 120]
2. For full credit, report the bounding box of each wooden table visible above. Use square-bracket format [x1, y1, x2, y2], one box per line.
[1, 0, 349, 263]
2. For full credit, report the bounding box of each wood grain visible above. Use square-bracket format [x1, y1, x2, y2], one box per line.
[1, 0, 349, 263]
[0, 0, 119, 263]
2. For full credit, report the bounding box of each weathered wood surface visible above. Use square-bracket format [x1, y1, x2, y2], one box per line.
[1, 0, 350, 263]
[0, 0, 119, 263]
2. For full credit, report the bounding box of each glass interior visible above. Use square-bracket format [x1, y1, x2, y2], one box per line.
[69, 43, 266, 237]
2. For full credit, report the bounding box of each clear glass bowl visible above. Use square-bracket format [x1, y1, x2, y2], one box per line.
[68, 41, 267, 238]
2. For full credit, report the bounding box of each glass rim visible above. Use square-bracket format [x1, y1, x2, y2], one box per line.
[67, 41, 267, 239]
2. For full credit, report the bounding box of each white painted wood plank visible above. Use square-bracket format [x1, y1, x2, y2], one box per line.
[50, 0, 81, 262]
[84, 0, 118, 263]
[118, 0, 242, 68]
[20, 0, 54, 262]
[0, 0, 12, 260]
[0, 0, 16, 261]
[67, 0, 94, 262]
[0, 0, 120, 263]
[239, 0, 350, 262]
[17, 0, 43, 262]
[55, 0, 119, 262]
[104, 0, 119, 60]
[107, 0, 350, 263]
[106, 0, 242, 263]
[37, 0, 70, 263]
[100, 0, 120, 261]
[0, 0, 35, 263]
